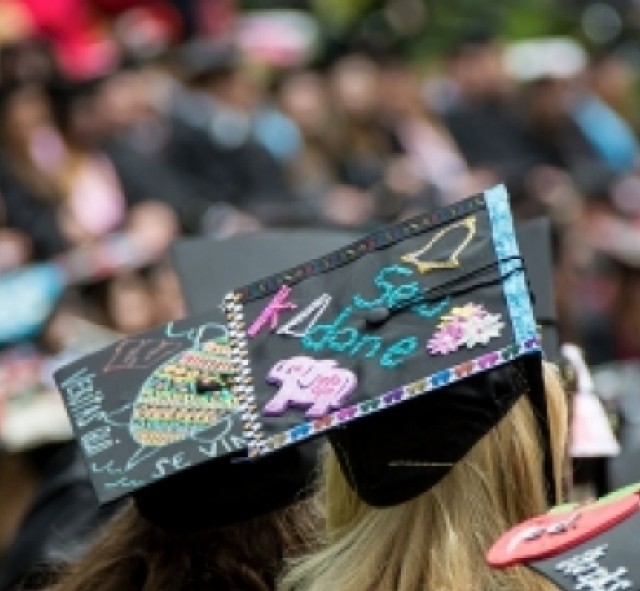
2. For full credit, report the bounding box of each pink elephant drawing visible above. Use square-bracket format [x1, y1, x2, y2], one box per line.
[263, 356, 358, 418]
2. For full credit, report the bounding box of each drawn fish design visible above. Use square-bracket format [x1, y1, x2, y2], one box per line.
[129, 340, 238, 447]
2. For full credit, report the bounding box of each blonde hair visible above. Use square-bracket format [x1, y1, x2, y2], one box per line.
[279, 363, 568, 591]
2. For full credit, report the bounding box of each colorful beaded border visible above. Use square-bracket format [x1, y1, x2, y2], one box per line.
[253, 337, 542, 456]
[233, 193, 486, 304]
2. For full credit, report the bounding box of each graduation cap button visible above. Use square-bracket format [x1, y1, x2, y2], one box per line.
[365, 307, 391, 327]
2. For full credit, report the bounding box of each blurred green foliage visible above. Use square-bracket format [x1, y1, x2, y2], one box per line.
[410, 0, 581, 59]
[240, 0, 579, 39]
[240, 0, 631, 63]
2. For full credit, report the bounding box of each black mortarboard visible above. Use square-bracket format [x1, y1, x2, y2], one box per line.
[172, 224, 557, 358]
[487, 485, 640, 590]
[171, 230, 357, 315]
[52, 231, 356, 531]
[222, 185, 549, 505]
[516, 217, 560, 362]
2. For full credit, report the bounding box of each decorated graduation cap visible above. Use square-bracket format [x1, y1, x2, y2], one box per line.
[222, 184, 552, 504]
[53, 231, 356, 531]
[487, 484, 640, 590]
[54, 315, 243, 506]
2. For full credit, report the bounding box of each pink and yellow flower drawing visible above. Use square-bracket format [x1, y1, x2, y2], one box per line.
[427, 304, 504, 356]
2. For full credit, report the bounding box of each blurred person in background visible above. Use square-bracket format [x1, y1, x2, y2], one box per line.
[163, 40, 310, 227]
[47, 78, 128, 246]
[574, 208, 640, 366]
[44, 76, 178, 334]
[0, 323, 122, 591]
[278, 70, 341, 209]
[439, 30, 538, 193]
[328, 53, 395, 191]
[376, 58, 474, 203]
[0, 82, 69, 260]
[92, 65, 216, 235]
[588, 51, 640, 129]
[0, 38, 59, 87]
[512, 38, 639, 194]
[306, 53, 395, 229]
[519, 75, 605, 191]
[571, 75, 640, 177]
[278, 65, 379, 230]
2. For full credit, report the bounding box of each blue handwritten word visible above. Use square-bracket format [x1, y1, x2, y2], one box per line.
[61, 368, 106, 428]
[198, 434, 245, 458]
[165, 321, 227, 347]
[151, 451, 190, 479]
[80, 426, 114, 457]
[105, 477, 146, 489]
[302, 264, 449, 368]
[91, 460, 122, 475]
[353, 265, 417, 310]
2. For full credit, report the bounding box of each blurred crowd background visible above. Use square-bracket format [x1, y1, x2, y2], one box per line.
[2, 0, 640, 588]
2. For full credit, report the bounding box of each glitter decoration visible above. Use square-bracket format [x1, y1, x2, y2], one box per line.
[129, 340, 238, 447]
[247, 285, 297, 337]
[427, 304, 504, 355]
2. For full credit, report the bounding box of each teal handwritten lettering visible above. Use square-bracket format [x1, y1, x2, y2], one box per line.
[151, 451, 191, 479]
[381, 337, 419, 367]
[353, 265, 418, 309]
[299, 263, 450, 369]
[105, 477, 145, 489]
[350, 334, 383, 358]
[303, 307, 357, 352]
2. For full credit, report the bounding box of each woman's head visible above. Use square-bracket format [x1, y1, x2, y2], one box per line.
[279, 362, 568, 591]
[49, 498, 319, 591]
[326, 359, 564, 508]
[0, 82, 51, 151]
[47, 78, 106, 150]
[45, 423, 323, 591]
